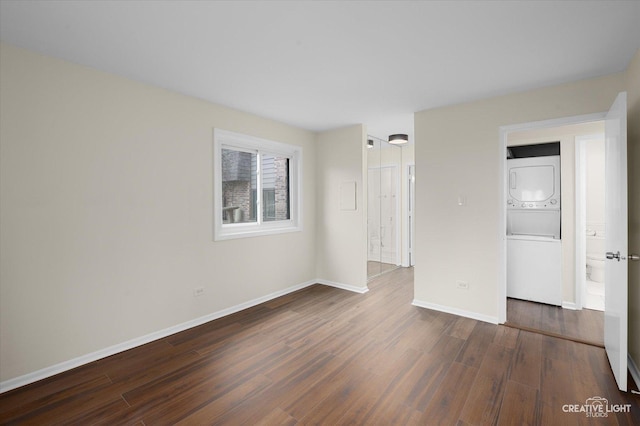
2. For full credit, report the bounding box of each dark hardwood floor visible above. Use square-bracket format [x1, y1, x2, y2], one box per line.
[1, 268, 638, 425]
[507, 297, 605, 346]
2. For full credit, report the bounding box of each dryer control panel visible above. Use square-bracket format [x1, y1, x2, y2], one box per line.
[507, 198, 559, 209]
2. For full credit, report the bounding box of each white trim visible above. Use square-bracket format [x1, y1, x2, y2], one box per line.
[0, 278, 320, 394]
[412, 299, 499, 324]
[395, 165, 401, 267]
[498, 129, 508, 323]
[499, 112, 606, 134]
[405, 164, 415, 267]
[629, 354, 640, 392]
[498, 112, 607, 325]
[561, 301, 578, 310]
[316, 279, 369, 294]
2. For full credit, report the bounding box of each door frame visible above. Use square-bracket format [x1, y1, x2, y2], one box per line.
[406, 164, 415, 267]
[498, 112, 606, 324]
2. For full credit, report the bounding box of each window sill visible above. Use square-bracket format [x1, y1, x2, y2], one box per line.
[213, 222, 302, 241]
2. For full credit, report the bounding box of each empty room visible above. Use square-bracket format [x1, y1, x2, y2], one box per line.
[1, 1, 639, 424]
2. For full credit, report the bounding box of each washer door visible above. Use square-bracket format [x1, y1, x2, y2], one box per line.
[509, 165, 556, 202]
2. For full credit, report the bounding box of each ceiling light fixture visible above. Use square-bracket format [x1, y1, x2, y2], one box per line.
[388, 134, 408, 145]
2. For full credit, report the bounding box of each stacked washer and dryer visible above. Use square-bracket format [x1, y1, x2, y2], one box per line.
[506, 143, 562, 306]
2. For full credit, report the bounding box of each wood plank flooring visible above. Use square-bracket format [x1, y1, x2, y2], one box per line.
[507, 297, 605, 346]
[1, 268, 638, 425]
[367, 260, 399, 279]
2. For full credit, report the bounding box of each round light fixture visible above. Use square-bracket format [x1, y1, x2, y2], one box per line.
[388, 134, 408, 144]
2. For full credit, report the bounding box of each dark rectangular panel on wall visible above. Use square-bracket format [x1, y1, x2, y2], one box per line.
[507, 142, 560, 159]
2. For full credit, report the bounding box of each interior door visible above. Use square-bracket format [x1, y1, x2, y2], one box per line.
[604, 92, 628, 392]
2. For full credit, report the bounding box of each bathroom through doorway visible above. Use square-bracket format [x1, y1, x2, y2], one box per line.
[576, 134, 606, 312]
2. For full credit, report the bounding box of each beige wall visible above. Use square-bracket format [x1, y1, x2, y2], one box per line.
[315, 126, 367, 289]
[414, 72, 626, 321]
[2, 39, 638, 389]
[508, 122, 605, 304]
[0, 43, 318, 382]
[626, 49, 640, 371]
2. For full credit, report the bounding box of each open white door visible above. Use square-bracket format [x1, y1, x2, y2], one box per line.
[604, 92, 628, 391]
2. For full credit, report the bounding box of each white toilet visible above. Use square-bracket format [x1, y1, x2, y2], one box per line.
[586, 253, 605, 283]
[586, 228, 605, 283]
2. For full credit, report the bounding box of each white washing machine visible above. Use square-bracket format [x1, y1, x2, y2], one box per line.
[506, 154, 562, 306]
[507, 235, 562, 306]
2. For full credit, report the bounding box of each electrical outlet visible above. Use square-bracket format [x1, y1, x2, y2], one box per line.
[456, 280, 469, 290]
[193, 287, 205, 297]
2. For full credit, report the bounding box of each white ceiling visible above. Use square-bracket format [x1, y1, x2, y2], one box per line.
[1, 1, 639, 142]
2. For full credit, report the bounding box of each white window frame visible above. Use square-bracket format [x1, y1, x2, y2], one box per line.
[213, 128, 302, 241]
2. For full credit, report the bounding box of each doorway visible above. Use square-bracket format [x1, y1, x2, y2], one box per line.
[499, 115, 607, 346]
[576, 134, 606, 312]
[367, 135, 401, 280]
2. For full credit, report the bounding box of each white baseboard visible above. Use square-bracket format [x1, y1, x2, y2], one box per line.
[316, 279, 369, 294]
[562, 301, 578, 310]
[629, 354, 640, 392]
[412, 299, 499, 324]
[0, 278, 318, 394]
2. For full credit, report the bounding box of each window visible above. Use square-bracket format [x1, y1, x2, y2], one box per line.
[214, 129, 301, 240]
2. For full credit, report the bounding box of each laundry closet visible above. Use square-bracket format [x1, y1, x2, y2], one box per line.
[505, 121, 606, 314]
[506, 142, 562, 305]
